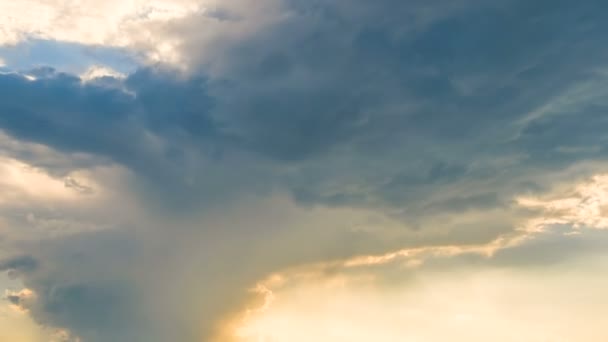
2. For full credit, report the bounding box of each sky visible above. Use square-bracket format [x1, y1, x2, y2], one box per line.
[0, 0, 608, 341]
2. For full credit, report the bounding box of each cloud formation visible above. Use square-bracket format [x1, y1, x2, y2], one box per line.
[0, 0, 202, 64]
[0, 0, 607, 341]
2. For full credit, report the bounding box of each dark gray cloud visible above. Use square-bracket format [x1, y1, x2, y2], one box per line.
[1, 0, 608, 341]
[7, 230, 148, 342]
[1, 0, 607, 212]
[0, 70, 139, 163]
[0, 255, 39, 273]
[174, 0, 608, 213]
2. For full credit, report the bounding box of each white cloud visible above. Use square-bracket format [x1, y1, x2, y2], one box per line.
[0, 156, 84, 204]
[235, 260, 608, 342]
[0, 132, 139, 241]
[517, 173, 608, 231]
[226, 172, 608, 341]
[80, 65, 126, 82]
[0, 0, 203, 64]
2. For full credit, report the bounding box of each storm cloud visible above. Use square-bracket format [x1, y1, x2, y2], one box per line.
[1, 0, 608, 341]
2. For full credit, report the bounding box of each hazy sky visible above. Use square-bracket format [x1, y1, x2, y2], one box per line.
[0, 1, 608, 341]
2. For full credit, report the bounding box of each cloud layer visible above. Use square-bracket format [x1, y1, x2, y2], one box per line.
[0, 0, 608, 341]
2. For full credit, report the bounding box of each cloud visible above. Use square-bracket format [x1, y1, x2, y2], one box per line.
[0, 0, 202, 65]
[236, 255, 608, 342]
[227, 171, 608, 340]
[0, 256, 38, 273]
[4, 288, 36, 312]
[517, 174, 608, 231]
[1, 0, 607, 212]
[0, 1, 608, 341]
